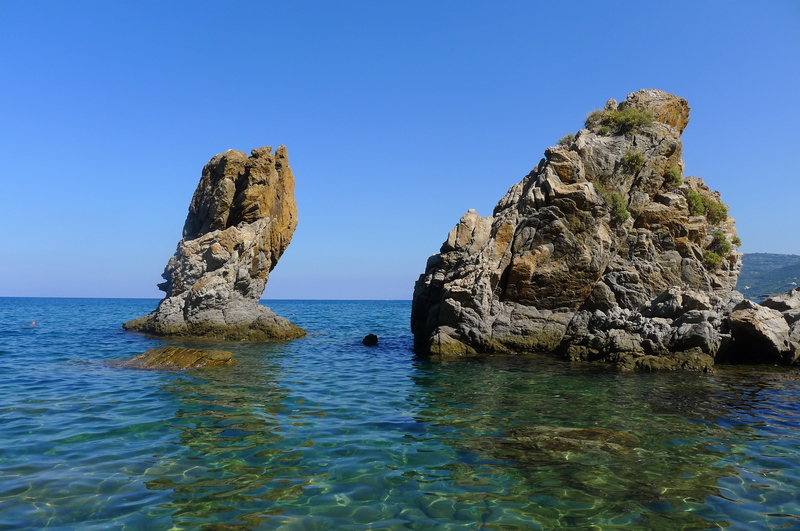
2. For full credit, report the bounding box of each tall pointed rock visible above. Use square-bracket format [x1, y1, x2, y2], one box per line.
[124, 146, 304, 341]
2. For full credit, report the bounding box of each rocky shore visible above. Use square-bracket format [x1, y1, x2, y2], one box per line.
[124, 146, 305, 341]
[412, 90, 799, 370]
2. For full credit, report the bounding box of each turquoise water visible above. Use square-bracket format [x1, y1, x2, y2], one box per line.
[2, 298, 800, 529]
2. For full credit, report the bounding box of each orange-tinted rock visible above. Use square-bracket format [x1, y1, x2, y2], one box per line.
[124, 146, 304, 341]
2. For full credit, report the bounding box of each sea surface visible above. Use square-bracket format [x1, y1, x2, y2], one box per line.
[2, 298, 800, 530]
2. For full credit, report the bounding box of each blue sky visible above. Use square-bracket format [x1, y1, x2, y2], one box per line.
[1, 1, 798, 299]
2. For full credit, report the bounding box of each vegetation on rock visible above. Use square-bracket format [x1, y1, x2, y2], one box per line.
[585, 107, 654, 135]
[705, 198, 728, 224]
[701, 230, 732, 270]
[664, 168, 682, 187]
[686, 188, 728, 224]
[686, 189, 705, 217]
[621, 151, 645, 173]
[710, 229, 732, 256]
[593, 182, 630, 223]
[557, 133, 575, 146]
[702, 250, 723, 270]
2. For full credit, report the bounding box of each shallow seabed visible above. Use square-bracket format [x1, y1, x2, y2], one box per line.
[2, 298, 800, 529]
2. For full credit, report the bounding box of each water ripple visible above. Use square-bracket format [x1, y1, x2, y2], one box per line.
[3, 298, 800, 529]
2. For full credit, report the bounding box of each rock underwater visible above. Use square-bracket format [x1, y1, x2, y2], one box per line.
[412, 89, 798, 370]
[124, 146, 305, 341]
[117, 346, 236, 370]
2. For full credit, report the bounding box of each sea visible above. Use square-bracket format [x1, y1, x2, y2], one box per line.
[2, 297, 800, 530]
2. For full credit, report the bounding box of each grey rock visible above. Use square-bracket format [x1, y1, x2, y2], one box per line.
[761, 287, 800, 313]
[727, 299, 798, 364]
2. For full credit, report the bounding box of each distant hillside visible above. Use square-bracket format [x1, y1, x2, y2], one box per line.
[737, 253, 800, 299]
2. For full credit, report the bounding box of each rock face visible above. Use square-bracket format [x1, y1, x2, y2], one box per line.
[118, 346, 235, 370]
[412, 90, 745, 370]
[124, 146, 305, 341]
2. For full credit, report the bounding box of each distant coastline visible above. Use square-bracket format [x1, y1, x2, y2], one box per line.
[737, 253, 800, 299]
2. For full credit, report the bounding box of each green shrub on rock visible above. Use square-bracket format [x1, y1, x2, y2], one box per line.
[585, 110, 604, 128]
[621, 151, 645, 173]
[593, 182, 630, 223]
[703, 250, 723, 270]
[702, 230, 732, 271]
[610, 192, 630, 223]
[685, 188, 728, 224]
[557, 133, 575, 146]
[710, 229, 731, 256]
[687, 189, 706, 217]
[704, 198, 728, 225]
[585, 107, 654, 135]
[664, 168, 682, 187]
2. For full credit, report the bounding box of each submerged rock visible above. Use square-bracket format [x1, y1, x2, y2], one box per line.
[124, 146, 305, 341]
[502, 426, 640, 457]
[118, 346, 235, 370]
[412, 90, 745, 370]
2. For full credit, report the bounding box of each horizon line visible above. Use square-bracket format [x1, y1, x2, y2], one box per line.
[0, 296, 413, 301]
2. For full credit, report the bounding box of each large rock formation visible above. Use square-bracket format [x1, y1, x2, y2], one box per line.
[124, 146, 305, 341]
[412, 90, 748, 370]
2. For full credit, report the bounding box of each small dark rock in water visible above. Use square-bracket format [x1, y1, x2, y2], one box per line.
[362, 334, 378, 346]
[118, 346, 235, 370]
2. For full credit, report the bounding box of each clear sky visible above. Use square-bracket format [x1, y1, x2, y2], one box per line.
[1, 1, 798, 300]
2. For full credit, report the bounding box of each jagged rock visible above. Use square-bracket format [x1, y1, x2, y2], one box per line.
[412, 90, 744, 370]
[124, 146, 305, 341]
[118, 346, 235, 370]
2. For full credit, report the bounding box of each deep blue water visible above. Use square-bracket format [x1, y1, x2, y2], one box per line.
[2, 297, 800, 529]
